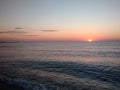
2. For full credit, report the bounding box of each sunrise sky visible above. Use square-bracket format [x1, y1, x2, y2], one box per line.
[0, 0, 120, 42]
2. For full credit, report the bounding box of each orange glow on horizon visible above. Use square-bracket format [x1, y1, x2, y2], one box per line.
[0, 28, 120, 42]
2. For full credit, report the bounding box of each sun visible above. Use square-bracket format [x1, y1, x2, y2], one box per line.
[88, 39, 92, 42]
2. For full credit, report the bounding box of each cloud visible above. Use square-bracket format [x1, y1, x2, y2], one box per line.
[23, 35, 38, 36]
[15, 27, 22, 29]
[41, 30, 59, 32]
[0, 30, 26, 34]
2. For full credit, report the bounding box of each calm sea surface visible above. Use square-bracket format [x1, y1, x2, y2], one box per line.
[0, 42, 120, 90]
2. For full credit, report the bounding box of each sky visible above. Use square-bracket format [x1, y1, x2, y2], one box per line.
[0, 0, 120, 42]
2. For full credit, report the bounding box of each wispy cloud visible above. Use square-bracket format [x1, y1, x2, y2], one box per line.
[23, 35, 38, 36]
[41, 30, 59, 32]
[15, 27, 22, 29]
[0, 30, 26, 34]
[0, 27, 26, 34]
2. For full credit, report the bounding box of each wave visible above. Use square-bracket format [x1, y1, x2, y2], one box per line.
[0, 60, 120, 90]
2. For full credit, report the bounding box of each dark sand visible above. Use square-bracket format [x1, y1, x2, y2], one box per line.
[0, 82, 24, 90]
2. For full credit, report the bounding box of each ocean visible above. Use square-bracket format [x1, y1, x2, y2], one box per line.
[0, 41, 120, 90]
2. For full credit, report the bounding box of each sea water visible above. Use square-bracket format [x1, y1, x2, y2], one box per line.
[0, 42, 120, 90]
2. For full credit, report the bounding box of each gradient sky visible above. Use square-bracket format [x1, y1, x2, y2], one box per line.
[0, 0, 120, 42]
